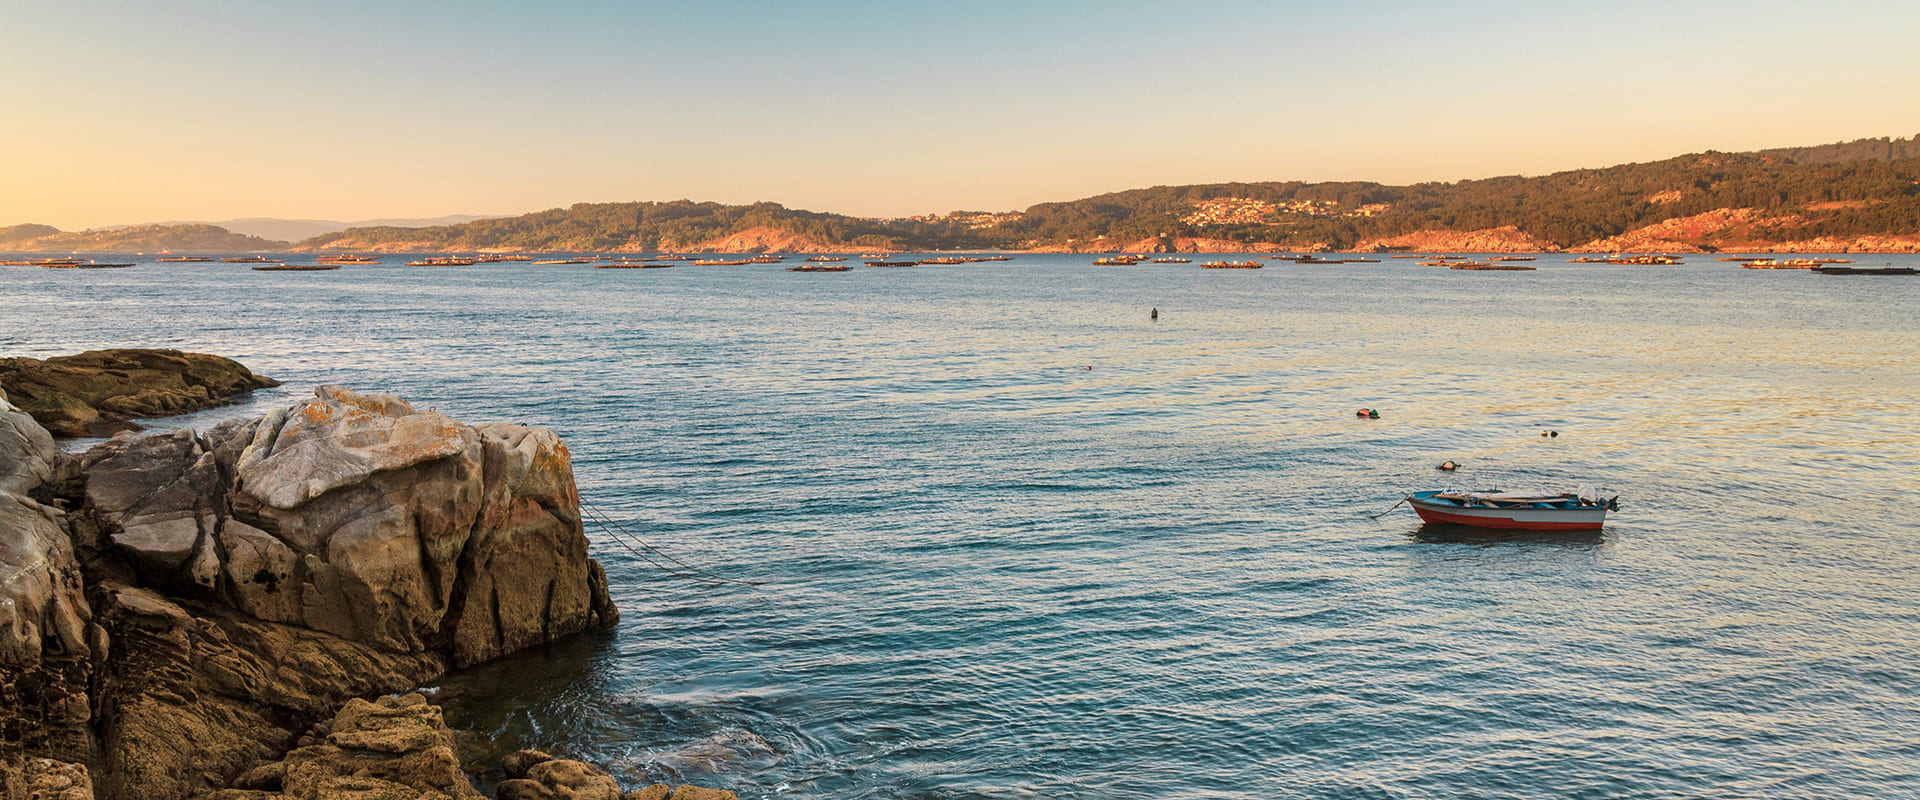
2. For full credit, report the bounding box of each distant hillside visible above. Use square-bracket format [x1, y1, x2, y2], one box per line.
[18, 134, 1918, 255]
[298, 200, 983, 253]
[0, 224, 288, 253]
[1754, 134, 1920, 165]
[115, 214, 507, 242]
[978, 136, 1920, 252]
[288, 134, 1920, 254]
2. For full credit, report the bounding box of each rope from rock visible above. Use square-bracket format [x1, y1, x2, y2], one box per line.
[579, 498, 766, 587]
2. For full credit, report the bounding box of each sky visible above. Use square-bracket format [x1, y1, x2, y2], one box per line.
[4, 0, 1917, 229]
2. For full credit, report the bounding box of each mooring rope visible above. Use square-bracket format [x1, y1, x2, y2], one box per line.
[1366, 497, 1409, 520]
[579, 498, 765, 587]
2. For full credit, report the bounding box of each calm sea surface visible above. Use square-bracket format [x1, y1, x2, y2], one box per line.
[6, 254, 1919, 799]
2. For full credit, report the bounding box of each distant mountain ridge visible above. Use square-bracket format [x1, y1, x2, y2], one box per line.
[115, 215, 506, 242]
[8, 134, 1920, 254]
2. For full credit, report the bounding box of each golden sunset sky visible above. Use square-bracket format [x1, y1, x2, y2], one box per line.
[5, 0, 1917, 229]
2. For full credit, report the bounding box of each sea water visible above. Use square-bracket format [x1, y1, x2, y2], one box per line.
[6, 254, 1918, 799]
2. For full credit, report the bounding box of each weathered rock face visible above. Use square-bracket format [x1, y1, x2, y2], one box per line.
[86, 584, 447, 799]
[1, 394, 100, 798]
[194, 699, 738, 800]
[0, 349, 279, 437]
[192, 693, 478, 800]
[4, 384, 619, 800]
[1355, 225, 1558, 253]
[74, 385, 617, 668]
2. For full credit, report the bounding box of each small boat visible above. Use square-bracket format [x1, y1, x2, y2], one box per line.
[1406, 489, 1618, 531]
[251, 264, 341, 271]
[1093, 257, 1141, 266]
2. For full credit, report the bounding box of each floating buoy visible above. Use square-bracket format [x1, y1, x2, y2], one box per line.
[1357, 408, 1379, 419]
[1084, 366, 1093, 370]
[1150, 307, 1159, 320]
[1438, 460, 1459, 471]
[1540, 430, 1559, 437]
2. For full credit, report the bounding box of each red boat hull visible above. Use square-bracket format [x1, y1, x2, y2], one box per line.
[1410, 504, 1606, 531]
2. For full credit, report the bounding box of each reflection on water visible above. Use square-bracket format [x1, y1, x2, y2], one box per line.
[1406, 523, 1608, 548]
[7, 254, 1920, 799]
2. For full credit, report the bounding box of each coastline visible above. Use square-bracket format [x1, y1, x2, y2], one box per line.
[0, 368, 730, 800]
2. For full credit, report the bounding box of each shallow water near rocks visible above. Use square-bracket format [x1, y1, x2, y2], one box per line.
[8, 254, 1920, 799]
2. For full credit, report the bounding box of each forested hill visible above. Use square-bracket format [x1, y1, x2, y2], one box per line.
[298, 200, 984, 253]
[1754, 134, 1920, 165]
[0, 224, 289, 253]
[283, 134, 1920, 253]
[983, 137, 1920, 251]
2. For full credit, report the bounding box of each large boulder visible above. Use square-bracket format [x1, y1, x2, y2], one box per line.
[0, 388, 58, 496]
[74, 386, 617, 667]
[33, 385, 616, 800]
[0, 349, 278, 437]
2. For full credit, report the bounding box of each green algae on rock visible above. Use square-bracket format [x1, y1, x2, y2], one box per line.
[0, 349, 280, 437]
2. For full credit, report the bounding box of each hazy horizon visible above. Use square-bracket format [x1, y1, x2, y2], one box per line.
[7, 0, 1919, 230]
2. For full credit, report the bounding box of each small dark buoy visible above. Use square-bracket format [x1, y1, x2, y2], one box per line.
[1438, 460, 1459, 471]
[1541, 430, 1559, 437]
[1357, 408, 1379, 419]
[1084, 365, 1093, 370]
[1150, 307, 1159, 321]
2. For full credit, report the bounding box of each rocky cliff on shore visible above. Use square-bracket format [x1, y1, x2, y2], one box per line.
[0, 349, 279, 438]
[1, 382, 646, 800]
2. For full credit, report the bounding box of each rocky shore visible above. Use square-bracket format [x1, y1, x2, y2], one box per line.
[1, 374, 730, 800]
[0, 349, 279, 437]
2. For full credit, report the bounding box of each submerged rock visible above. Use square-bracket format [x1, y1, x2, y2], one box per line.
[0, 349, 278, 437]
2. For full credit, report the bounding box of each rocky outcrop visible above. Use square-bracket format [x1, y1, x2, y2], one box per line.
[197, 698, 735, 800]
[15, 757, 94, 800]
[0, 349, 279, 437]
[678, 226, 872, 254]
[1557, 207, 1920, 253]
[1355, 226, 1558, 253]
[3, 385, 618, 800]
[1, 393, 100, 798]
